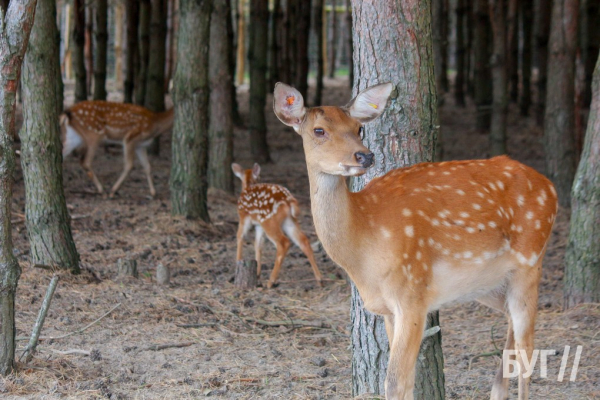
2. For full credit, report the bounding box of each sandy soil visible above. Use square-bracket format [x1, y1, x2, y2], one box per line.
[1, 78, 598, 399]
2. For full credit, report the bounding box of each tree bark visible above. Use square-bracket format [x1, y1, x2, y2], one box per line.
[235, 260, 258, 288]
[93, 0, 107, 100]
[0, 0, 38, 376]
[474, 0, 492, 131]
[313, 0, 324, 106]
[488, 0, 508, 156]
[269, 0, 281, 87]
[20, 0, 80, 273]
[433, 0, 446, 104]
[135, 0, 150, 105]
[170, 0, 211, 221]
[328, 0, 337, 78]
[534, 0, 552, 126]
[84, 1, 93, 94]
[208, 0, 234, 193]
[124, 0, 139, 103]
[114, 3, 124, 88]
[72, 0, 87, 102]
[454, 0, 466, 106]
[248, 0, 270, 163]
[228, 0, 242, 126]
[235, 0, 246, 85]
[441, 0, 450, 92]
[350, 1, 445, 398]
[544, 0, 578, 207]
[519, 0, 533, 115]
[578, 0, 599, 108]
[564, 55, 600, 309]
[506, 0, 519, 103]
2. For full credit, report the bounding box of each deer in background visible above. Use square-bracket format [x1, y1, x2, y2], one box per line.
[232, 163, 323, 288]
[273, 82, 557, 400]
[60, 100, 174, 198]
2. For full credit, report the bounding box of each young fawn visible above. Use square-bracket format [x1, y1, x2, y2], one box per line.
[273, 82, 557, 400]
[60, 100, 174, 198]
[232, 163, 323, 288]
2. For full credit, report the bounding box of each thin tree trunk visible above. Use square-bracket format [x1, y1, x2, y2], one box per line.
[145, 0, 168, 155]
[578, 0, 599, 108]
[135, 0, 150, 105]
[170, 0, 211, 221]
[269, 0, 281, 87]
[228, 0, 243, 126]
[519, 0, 533, 115]
[124, 0, 139, 103]
[328, 0, 337, 78]
[441, 0, 450, 92]
[474, 0, 492, 131]
[0, 0, 38, 376]
[208, 0, 234, 193]
[506, 0, 519, 103]
[248, 0, 270, 163]
[294, 0, 311, 101]
[85, 1, 93, 95]
[455, 0, 466, 106]
[544, 0, 578, 207]
[21, 0, 80, 273]
[350, 2, 445, 398]
[564, 54, 600, 309]
[488, 0, 508, 155]
[72, 0, 87, 102]
[235, 0, 246, 86]
[114, 3, 124, 89]
[465, 0, 474, 97]
[313, 0, 324, 106]
[164, 0, 175, 93]
[92, 0, 107, 100]
[534, 0, 552, 126]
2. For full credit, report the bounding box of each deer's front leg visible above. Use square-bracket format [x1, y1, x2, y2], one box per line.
[385, 307, 427, 400]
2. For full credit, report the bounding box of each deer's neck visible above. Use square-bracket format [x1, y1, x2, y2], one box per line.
[307, 168, 364, 280]
[152, 108, 174, 136]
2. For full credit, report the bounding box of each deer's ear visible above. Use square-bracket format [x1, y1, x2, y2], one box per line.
[252, 163, 261, 180]
[346, 83, 393, 123]
[231, 163, 244, 179]
[273, 83, 306, 131]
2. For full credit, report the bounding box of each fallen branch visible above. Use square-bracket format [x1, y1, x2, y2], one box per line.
[19, 275, 59, 362]
[142, 342, 195, 351]
[49, 348, 91, 356]
[468, 350, 502, 371]
[41, 303, 121, 341]
[176, 323, 218, 328]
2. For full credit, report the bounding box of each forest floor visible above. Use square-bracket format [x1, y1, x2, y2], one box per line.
[2, 78, 599, 399]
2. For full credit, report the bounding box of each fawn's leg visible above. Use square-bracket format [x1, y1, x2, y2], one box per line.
[80, 141, 104, 194]
[282, 217, 323, 286]
[254, 225, 265, 276]
[135, 146, 155, 197]
[110, 142, 136, 197]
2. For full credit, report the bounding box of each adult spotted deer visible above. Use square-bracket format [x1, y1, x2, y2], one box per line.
[273, 82, 557, 399]
[60, 100, 174, 198]
[232, 163, 323, 288]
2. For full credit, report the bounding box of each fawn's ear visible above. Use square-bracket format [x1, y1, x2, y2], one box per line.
[273, 83, 306, 131]
[231, 163, 244, 180]
[346, 82, 393, 123]
[252, 163, 261, 180]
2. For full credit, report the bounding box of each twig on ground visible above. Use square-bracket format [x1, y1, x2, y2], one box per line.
[40, 303, 121, 341]
[468, 350, 502, 371]
[19, 275, 59, 362]
[49, 348, 91, 356]
[141, 342, 195, 351]
[176, 323, 218, 328]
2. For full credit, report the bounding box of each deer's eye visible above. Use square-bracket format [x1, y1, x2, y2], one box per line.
[359, 127, 364, 138]
[314, 128, 325, 137]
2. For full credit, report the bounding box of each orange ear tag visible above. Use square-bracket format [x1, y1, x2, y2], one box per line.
[286, 95, 295, 105]
[368, 102, 379, 109]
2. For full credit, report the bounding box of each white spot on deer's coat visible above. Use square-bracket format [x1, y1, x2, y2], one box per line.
[405, 226, 414, 237]
[381, 227, 392, 239]
[403, 208, 412, 217]
[526, 211, 534, 219]
[472, 203, 481, 210]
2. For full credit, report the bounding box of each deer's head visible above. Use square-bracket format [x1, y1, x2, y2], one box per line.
[273, 82, 392, 176]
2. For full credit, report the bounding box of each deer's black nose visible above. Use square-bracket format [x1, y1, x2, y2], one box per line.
[355, 152, 374, 168]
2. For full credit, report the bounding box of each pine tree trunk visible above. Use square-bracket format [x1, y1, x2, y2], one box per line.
[170, 0, 211, 221]
[534, 0, 551, 126]
[21, 0, 80, 272]
[0, 0, 38, 376]
[519, 0, 533, 115]
[124, 0, 139, 103]
[208, 0, 234, 193]
[564, 55, 600, 309]
[248, 0, 270, 163]
[269, 0, 281, 87]
[350, 1, 445, 398]
[474, 0, 492, 131]
[145, 0, 167, 113]
[72, 0, 87, 102]
[114, 3, 124, 89]
[93, 0, 107, 100]
[488, 0, 508, 156]
[228, 0, 242, 127]
[578, 0, 599, 108]
[441, 0, 450, 92]
[135, 0, 150, 105]
[235, 0, 246, 85]
[164, 0, 175, 92]
[313, 0, 324, 106]
[294, 0, 311, 100]
[465, 0, 474, 97]
[328, 0, 337, 78]
[544, 0, 578, 207]
[454, 0, 466, 106]
[506, 0, 519, 103]
[85, 2, 93, 94]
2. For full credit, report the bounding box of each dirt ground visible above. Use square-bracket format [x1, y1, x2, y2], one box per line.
[2, 78, 599, 399]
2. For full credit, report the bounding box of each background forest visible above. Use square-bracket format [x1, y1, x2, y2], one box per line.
[0, 0, 599, 398]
